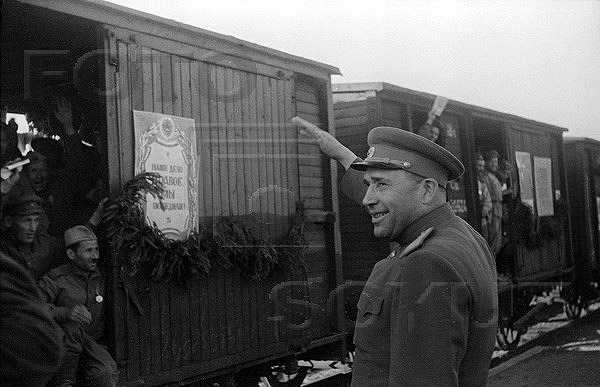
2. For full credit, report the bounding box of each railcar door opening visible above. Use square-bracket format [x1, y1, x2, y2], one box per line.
[1, 0, 114, 361]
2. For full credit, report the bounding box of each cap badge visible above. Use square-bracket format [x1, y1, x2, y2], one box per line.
[366, 147, 375, 158]
[96, 294, 104, 303]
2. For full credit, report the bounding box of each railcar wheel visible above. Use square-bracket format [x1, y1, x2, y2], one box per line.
[563, 299, 584, 319]
[261, 365, 309, 387]
[495, 325, 523, 351]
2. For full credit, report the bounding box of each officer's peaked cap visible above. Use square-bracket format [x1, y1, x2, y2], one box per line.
[350, 126, 465, 186]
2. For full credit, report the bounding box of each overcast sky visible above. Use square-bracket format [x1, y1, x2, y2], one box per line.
[109, 0, 600, 140]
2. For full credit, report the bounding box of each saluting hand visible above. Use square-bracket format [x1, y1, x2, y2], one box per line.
[68, 305, 92, 324]
[292, 116, 357, 170]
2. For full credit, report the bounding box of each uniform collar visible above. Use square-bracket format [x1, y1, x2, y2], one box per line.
[67, 262, 101, 279]
[4, 231, 34, 249]
[396, 203, 455, 246]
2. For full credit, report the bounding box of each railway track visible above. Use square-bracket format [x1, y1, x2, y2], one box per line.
[288, 302, 600, 386]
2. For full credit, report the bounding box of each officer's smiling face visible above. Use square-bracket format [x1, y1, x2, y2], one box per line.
[362, 168, 422, 240]
[68, 239, 100, 272]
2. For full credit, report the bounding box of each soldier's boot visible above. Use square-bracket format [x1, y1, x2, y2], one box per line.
[52, 355, 80, 387]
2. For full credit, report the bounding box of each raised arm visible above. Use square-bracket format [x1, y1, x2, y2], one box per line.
[292, 116, 357, 170]
[293, 116, 367, 204]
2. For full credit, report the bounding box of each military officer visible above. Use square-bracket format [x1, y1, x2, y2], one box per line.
[293, 117, 497, 387]
[39, 225, 118, 387]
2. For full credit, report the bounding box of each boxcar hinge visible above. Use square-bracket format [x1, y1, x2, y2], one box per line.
[109, 56, 119, 68]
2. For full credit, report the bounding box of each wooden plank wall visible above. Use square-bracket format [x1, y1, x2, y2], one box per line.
[440, 113, 469, 220]
[510, 128, 565, 280]
[111, 35, 336, 384]
[380, 98, 407, 129]
[295, 78, 334, 339]
[565, 142, 600, 278]
[333, 97, 391, 283]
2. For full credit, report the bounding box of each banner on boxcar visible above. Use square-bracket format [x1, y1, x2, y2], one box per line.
[515, 151, 534, 208]
[134, 110, 198, 240]
[533, 156, 554, 217]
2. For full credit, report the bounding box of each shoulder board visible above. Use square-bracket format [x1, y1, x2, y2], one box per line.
[398, 227, 434, 259]
[385, 243, 403, 259]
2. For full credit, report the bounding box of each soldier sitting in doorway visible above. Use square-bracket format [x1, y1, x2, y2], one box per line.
[0, 191, 65, 280]
[39, 225, 118, 387]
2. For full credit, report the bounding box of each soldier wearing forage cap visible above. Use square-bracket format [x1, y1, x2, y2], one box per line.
[39, 225, 118, 387]
[0, 191, 64, 280]
[293, 117, 497, 387]
[481, 150, 503, 255]
[475, 153, 493, 240]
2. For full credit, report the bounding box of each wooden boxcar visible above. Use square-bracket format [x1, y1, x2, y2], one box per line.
[564, 137, 600, 305]
[332, 82, 573, 347]
[1, 0, 347, 385]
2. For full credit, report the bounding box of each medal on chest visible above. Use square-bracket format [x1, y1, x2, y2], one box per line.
[95, 286, 103, 303]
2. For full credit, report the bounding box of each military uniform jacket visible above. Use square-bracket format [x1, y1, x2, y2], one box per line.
[341, 169, 498, 387]
[0, 252, 64, 387]
[38, 263, 106, 341]
[481, 171, 502, 218]
[0, 231, 64, 280]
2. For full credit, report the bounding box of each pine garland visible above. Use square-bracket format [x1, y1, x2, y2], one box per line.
[103, 172, 306, 283]
[507, 197, 564, 250]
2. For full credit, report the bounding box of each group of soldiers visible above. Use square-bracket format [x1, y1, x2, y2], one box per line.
[476, 150, 512, 278]
[415, 119, 513, 278]
[1, 98, 118, 387]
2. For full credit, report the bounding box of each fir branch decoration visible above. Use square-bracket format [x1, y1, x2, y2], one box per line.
[103, 172, 306, 283]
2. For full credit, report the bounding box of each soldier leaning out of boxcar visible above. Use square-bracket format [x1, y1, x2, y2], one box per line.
[23, 94, 107, 238]
[294, 117, 497, 387]
[481, 150, 503, 256]
[39, 225, 118, 387]
[475, 153, 492, 240]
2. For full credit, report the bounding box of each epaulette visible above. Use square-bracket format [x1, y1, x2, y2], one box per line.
[397, 227, 434, 259]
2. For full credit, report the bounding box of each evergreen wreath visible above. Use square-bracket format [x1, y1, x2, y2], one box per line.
[509, 197, 564, 250]
[103, 172, 307, 283]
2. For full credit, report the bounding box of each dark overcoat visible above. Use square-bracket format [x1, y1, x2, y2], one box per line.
[342, 169, 498, 387]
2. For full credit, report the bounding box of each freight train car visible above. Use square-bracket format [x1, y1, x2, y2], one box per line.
[332, 82, 574, 350]
[563, 137, 600, 316]
[1, 0, 346, 385]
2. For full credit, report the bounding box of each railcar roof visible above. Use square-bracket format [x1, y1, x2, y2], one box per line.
[333, 82, 568, 134]
[13, 0, 341, 79]
[564, 137, 600, 147]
